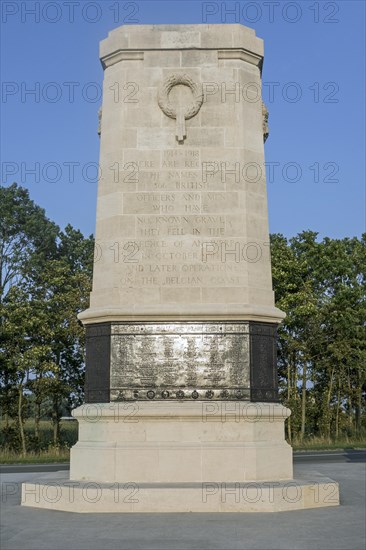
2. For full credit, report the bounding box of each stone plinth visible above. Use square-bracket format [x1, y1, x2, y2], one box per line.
[70, 402, 293, 483]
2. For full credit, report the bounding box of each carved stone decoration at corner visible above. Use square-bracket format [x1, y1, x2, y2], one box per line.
[262, 101, 269, 142]
[98, 107, 102, 137]
[158, 73, 203, 143]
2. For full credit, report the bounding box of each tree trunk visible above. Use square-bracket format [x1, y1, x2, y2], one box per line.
[335, 388, 341, 439]
[355, 381, 363, 434]
[348, 395, 353, 432]
[300, 362, 307, 442]
[35, 399, 41, 448]
[17, 385, 26, 457]
[347, 369, 354, 434]
[287, 360, 292, 444]
[52, 396, 60, 454]
[3, 371, 10, 429]
[324, 365, 335, 440]
[293, 351, 298, 400]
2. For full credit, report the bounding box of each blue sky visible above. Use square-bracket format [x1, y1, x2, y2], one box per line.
[1, 0, 365, 239]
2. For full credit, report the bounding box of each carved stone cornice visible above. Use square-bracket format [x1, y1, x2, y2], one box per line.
[218, 48, 263, 71]
[101, 50, 144, 69]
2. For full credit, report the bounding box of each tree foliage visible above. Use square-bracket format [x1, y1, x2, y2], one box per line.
[271, 232, 366, 442]
[0, 184, 93, 453]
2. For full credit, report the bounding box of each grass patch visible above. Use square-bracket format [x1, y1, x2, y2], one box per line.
[292, 435, 366, 451]
[0, 419, 77, 463]
[0, 447, 70, 464]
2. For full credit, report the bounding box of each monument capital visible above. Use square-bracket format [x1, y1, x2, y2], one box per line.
[100, 24, 263, 70]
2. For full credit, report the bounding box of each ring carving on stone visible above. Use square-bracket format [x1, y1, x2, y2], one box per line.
[157, 73, 203, 143]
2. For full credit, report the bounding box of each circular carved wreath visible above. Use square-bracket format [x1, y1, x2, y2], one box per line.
[158, 73, 203, 120]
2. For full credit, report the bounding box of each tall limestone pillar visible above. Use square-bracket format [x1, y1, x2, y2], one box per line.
[72, 24, 293, 485]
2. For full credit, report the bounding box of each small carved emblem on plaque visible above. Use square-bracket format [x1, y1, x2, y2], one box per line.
[147, 390, 155, 399]
[158, 73, 203, 143]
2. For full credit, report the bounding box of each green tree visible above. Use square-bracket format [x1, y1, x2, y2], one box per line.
[0, 184, 58, 437]
[1, 184, 93, 453]
[271, 231, 366, 442]
[24, 229, 93, 449]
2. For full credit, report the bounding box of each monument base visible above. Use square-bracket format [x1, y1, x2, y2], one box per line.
[21, 402, 339, 512]
[70, 402, 293, 483]
[21, 473, 340, 513]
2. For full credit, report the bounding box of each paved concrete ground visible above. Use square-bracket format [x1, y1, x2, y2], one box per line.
[1, 462, 365, 550]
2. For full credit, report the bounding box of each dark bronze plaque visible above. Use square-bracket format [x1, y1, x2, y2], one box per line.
[250, 322, 278, 402]
[85, 323, 111, 403]
[109, 322, 250, 401]
[83, 321, 279, 403]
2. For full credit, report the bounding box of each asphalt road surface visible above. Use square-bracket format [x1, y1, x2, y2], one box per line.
[1, 452, 365, 550]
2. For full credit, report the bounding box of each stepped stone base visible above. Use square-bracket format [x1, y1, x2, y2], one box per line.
[69, 402, 293, 483]
[21, 472, 339, 513]
[21, 401, 340, 512]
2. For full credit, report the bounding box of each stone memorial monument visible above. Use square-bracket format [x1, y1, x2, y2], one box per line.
[22, 24, 339, 512]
